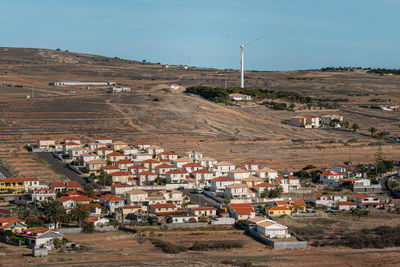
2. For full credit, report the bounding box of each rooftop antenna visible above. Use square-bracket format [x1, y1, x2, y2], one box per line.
[223, 33, 260, 88]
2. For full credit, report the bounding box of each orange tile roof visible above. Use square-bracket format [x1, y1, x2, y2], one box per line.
[38, 137, 54, 141]
[291, 200, 306, 206]
[129, 165, 147, 169]
[57, 196, 96, 203]
[182, 162, 203, 168]
[115, 159, 133, 164]
[211, 176, 233, 182]
[108, 152, 124, 157]
[142, 159, 160, 163]
[254, 182, 276, 188]
[354, 194, 370, 199]
[0, 217, 25, 230]
[100, 165, 119, 170]
[51, 181, 81, 188]
[65, 189, 86, 196]
[192, 207, 216, 211]
[111, 183, 132, 187]
[242, 161, 257, 165]
[229, 204, 255, 215]
[22, 177, 39, 182]
[151, 203, 176, 209]
[0, 177, 23, 183]
[100, 194, 123, 201]
[123, 205, 141, 209]
[109, 171, 131, 176]
[338, 201, 356, 206]
[269, 206, 290, 211]
[155, 163, 174, 169]
[160, 151, 177, 155]
[320, 170, 343, 176]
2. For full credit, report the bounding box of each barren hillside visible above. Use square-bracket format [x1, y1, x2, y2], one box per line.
[0, 47, 399, 179]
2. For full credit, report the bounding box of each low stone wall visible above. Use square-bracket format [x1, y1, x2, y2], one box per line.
[164, 222, 209, 229]
[60, 225, 117, 234]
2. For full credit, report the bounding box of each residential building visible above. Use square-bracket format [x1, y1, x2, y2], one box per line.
[228, 203, 255, 220]
[242, 176, 264, 188]
[192, 169, 213, 186]
[0, 217, 27, 233]
[320, 170, 344, 187]
[159, 151, 178, 161]
[86, 159, 107, 174]
[290, 116, 320, 128]
[99, 194, 124, 212]
[18, 227, 63, 249]
[83, 217, 109, 227]
[109, 171, 131, 184]
[189, 207, 217, 217]
[136, 171, 157, 186]
[267, 206, 291, 216]
[110, 183, 133, 197]
[336, 201, 357, 211]
[0, 177, 25, 193]
[149, 203, 177, 214]
[210, 177, 235, 193]
[249, 217, 289, 238]
[228, 168, 250, 181]
[255, 167, 278, 181]
[37, 137, 55, 149]
[95, 136, 113, 144]
[166, 169, 187, 183]
[50, 181, 81, 192]
[229, 93, 252, 101]
[107, 152, 126, 163]
[320, 115, 343, 126]
[241, 161, 259, 173]
[353, 194, 382, 209]
[126, 189, 149, 205]
[275, 175, 300, 193]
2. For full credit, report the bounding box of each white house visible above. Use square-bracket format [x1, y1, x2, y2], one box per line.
[249, 217, 289, 238]
[228, 203, 255, 220]
[229, 93, 252, 101]
[255, 167, 278, 181]
[166, 169, 187, 183]
[19, 227, 63, 249]
[291, 116, 320, 128]
[227, 168, 250, 181]
[320, 170, 344, 187]
[214, 161, 235, 175]
[210, 176, 235, 193]
[126, 189, 149, 205]
[224, 184, 250, 200]
[336, 201, 357, 211]
[353, 194, 382, 209]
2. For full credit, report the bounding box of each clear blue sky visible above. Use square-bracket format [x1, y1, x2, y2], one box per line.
[1, 0, 399, 71]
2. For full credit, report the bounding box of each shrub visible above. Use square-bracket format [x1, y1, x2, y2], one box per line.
[151, 239, 187, 254]
[189, 240, 243, 251]
[82, 222, 95, 233]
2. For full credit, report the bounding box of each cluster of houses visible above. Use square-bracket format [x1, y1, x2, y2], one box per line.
[36, 137, 302, 202]
[290, 115, 343, 128]
[311, 194, 382, 210]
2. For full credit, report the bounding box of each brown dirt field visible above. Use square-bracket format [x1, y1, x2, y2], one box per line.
[0, 47, 399, 177]
[0, 230, 400, 266]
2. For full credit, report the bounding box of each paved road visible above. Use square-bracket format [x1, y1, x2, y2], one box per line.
[181, 189, 222, 208]
[382, 174, 400, 199]
[37, 152, 87, 186]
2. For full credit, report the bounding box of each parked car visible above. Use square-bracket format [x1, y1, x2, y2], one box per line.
[194, 188, 203, 194]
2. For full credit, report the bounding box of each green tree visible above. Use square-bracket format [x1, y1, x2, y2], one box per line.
[369, 127, 377, 137]
[289, 103, 296, 111]
[351, 123, 359, 133]
[42, 199, 67, 226]
[82, 222, 95, 233]
[16, 205, 33, 220]
[374, 144, 386, 177]
[69, 204, 90, 227]
[307, 103, 312, 110]
[268, 185, 283, 198]
[83, 184, 95, 197]
[344, 121, 350, 129]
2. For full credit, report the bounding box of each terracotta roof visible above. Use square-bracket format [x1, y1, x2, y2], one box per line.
[38, 137, 54, 141]
[215, 161, 235, 166]
[354, 194, 370, 199]
[64, 137, 80, 140]
[83, 216, 102, 223]
[65, 189, 86, 196]
[100, 194, 123, 201]
[0, 177, 23, 183]
[226, 183, 248, 188]
[192, 207, 216, 211]
[229, 204, 255, 215]
[342, 178, 360, 182]
[115, 159, 133, 164]
[50, 181, 81, 188]
[134, 142, 150, 145]
[111, 183, 132, 188]
[95, 137, 112, 140]
[151, 203, 176, 209]
[108, 152, 124, 157]
[142, 159, 160, 163]
[109, 171, 131, 176]
[57, 195, 95, 203]
[242, 161, 258, 165]
[338, 201, 356, 206]
[313, 194, 332, 200]
[291, 200, 306, 206]
[254, 182, 276, 188]
[211, 176, 233, 182]
[155, 163, 174, 169]
[128, 165, 147, 169]
[276, 175, 299, 180]
[0, 217, 25, 230]
[100, 165, 119, 170]
[320, 170, 343, 176]
[182, 162, 203, 168]
[63, 142, 80, 146]
[269, 206, 290, 211]
[126, 189, 148, 194]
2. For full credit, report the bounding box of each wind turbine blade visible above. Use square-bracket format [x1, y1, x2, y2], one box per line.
[222, 33, 241, 46]
[245, 37, 261, 47]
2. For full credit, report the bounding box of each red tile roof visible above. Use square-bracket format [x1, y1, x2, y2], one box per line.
[192, 207, 216, 211]
[254, 182, 275, 188]
[64, 137, 80, 140]
[51, 181, 81, 188]
[65, 189, 86, 196]
[109, 171, 131, 176]
[229, 204, 255, 215]
[155, 164, 174, 169]
[151, 203, 176, 209]
[100, 194, 123, 201]
[142, 159, 160, 163]
[22, 177, 39, 182]
[269, 206, 290, 211]
[108, 152, 124, 157]
[182, 162, 203, 168]
[100, 165, 119, 170]
[115, 159, 133, 164]
[338, 201, 356, 206]
[0, 217, 25, 230]
[0, 177, 23, 183]
[320, 170, 343, 176]
[38, 137, 54, 141]
[354, 194, 370, 199]
[211, 176, 233, 182]
[111, 183, 132, 187]
[123, 205, 141, 209]
[128, 165, 147, 169]
[242, 161, 258, 165]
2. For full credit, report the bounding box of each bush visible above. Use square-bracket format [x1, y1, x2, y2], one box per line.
[189, 240, 243, 251]
[82, 222, 95, 233]
[151, 239, 187, 254]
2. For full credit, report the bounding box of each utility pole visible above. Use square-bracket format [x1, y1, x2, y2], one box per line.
[32, 87, 34, 98]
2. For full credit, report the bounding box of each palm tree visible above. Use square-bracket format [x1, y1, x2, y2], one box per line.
[42, 199, 66, 228]
[369, 127, 377, 137]
[69, 204, 90, 227]
[352, 123, 359, 133]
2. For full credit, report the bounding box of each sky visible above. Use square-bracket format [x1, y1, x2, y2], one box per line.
[0, 0, 399, 71]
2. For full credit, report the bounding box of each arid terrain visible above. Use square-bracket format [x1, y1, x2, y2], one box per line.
[0, 47, 399, 181]
[1, 227, 400, 266]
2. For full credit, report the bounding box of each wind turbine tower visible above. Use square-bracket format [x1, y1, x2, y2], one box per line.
[224, 34, 260, 88]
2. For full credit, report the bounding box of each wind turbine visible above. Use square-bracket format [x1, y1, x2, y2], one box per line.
[224, 34, 260, 88]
